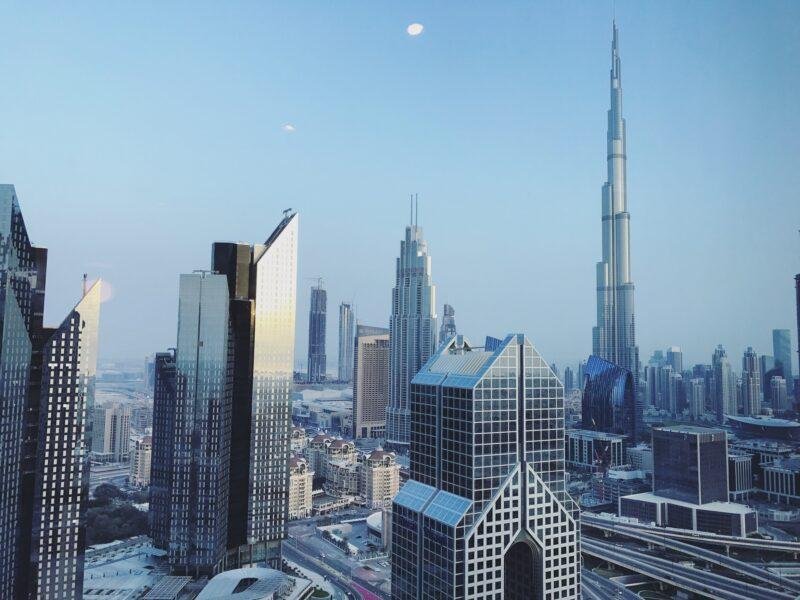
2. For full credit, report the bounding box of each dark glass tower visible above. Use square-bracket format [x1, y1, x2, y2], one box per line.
[212, 211, 298, 569]
[796, 273, 800, 406]
[652, 426, 728, 505]
[30, 282, 101, 598]
[307, 283, 327, 383]
[149, 350, 177, 551]
[392, 334, 580, 600]
[581, 354, 639, 441]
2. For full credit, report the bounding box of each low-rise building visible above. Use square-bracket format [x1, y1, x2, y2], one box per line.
[325, 458, 359, 497]
[129, 436, 152, 488]
[728, 450, 754, 502]
[288, 457, 314, 519]
[565, 429, 625, 471]
[626, 443, 654, 476]
[290, 426, 308, 454]
[763, 457, 800, 506]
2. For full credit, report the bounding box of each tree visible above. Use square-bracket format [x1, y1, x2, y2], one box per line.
[93, 483, 125, 503]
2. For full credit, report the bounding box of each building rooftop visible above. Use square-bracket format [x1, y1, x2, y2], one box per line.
[764, 457, 800, 473]
[727, 415, 800, 429]
[197, 567, 288, 599]
[567, 428, 627, 441]
[655, 425, 725, 435]
[623, 491, 755, 515]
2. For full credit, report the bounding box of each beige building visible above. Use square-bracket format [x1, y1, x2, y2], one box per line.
[306, 433, 335, 476]
[360, 448, 400, 508]
[288, 457, 314, 519]
[353, 325, 390, 439]
[129, 436, 152, 487]
[93, 404, 132, 462]
[291, 426, 308, 453]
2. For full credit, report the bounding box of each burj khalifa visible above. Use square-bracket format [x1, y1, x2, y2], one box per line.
[593, 22, 640, 382]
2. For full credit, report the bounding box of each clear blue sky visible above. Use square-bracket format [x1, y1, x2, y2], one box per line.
[1, 1, 798, 371]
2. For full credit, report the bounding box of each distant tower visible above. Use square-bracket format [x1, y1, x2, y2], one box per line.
[386, 199, 437, 450]
[564, 365, 575, 393]
[666, 346, 683, 373]
[439, 303, 457, 342]
[773, 329, 794, 396]
[353, 325, 390, 439]
[149, 350, 176, 552]
[592, 22, 640, 386]
[338, 303, 354, 382]
[307, 283, 327, 383]
[712, 345, 736, 422]
[741, 346, 762, 416]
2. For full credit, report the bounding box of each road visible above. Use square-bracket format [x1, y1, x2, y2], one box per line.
[581, 568, 639, 599]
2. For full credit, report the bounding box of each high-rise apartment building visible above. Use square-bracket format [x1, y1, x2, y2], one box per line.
[130, 436, 153, 487]
[150, 350, 177, 551]
[592, 23, 640, 387]
[92, 404, 132, 462]
[353, 324, 390, 439]
[688, 378, 705, 419]
[392, 334, 580, 599]
[581, 354, 638, 441]
[30, 282, 102, 599]
[169, 272, 232, 576]
[360, 448, 400, 509]
[771, 376, 789, 412]
[210, 211, 298, 569]
[712, 345, 736, 422]
[338, 302, 354, 382]
[288, 457, 313, 520]
[563, 365, 574, 393]
[666, 346, 683, 373]
[439, 303, 457, 342]
[741, 346, 762, 416]
[386, 207, 437, 450]
[773, 329, 794, 395]
[307, 283, 327, 383]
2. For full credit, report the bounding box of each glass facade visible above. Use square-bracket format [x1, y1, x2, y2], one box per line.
[652, 426, 728, 505]
[169, 273, 232, 575]
[393, 334, 580, 600]
[150, 350, 177, 551]
[307, 284, 326, 383]
[338, 302, 353, 382]
[581, 354, 638, 441]
[30, 282, 101, 599]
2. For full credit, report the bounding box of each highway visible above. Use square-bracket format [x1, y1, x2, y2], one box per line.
[582, 537, 796, 600]
[583, 513, 800, 554]
[582, 514, 800, 594]
[581, 568, 639, 599]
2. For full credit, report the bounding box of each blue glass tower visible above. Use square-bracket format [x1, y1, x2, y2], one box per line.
[581, 354, 639, 441]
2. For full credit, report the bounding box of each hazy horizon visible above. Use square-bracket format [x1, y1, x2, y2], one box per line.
[1, 2, 798, 372]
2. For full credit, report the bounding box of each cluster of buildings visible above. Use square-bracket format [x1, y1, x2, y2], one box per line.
[287, 429, 401, 519]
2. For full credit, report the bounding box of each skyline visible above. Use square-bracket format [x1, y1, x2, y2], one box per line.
[0, 2, 798, 369]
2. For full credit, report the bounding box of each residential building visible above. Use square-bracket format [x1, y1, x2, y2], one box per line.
[353, 324, 390, 439]
[666, 346, 683, 373]
[307, 283, 327, 383]
[338, 303, 354, 382]
[741, 346, 762, 416]
[771, 376, 789, 412]
[130, 436, 153, 488]
[360, 448, 400, 508]
[92, 404, 132, 462]
[392, 333, 580, 599]
[288, 457, 313, 519]
[386, 201, 437, 450]
[290, 426, 308, 453]
[565, 429, 625, 471]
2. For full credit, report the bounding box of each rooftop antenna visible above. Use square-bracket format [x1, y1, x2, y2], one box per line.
[409, 194, 413, 226]
[82, 273, 88, 297]
[415, 193, 419, 227]
[283, 207, 293, 218]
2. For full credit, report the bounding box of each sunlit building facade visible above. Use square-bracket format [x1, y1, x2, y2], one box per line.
[392, 334, 580, 600]
[353, 324, 390, 439]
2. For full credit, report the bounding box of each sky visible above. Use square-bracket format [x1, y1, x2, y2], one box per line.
[0, 1, 798, 372]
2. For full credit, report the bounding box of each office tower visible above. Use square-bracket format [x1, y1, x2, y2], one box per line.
[360, 448, 400, 509]
[392, 334, 580, 600]
[577, 360, 587, 390]
[651, 426, 728, 504]
[666, 346, 683, 373]
[353, 324, 390, 439]
[688, 379, 705, 419]
[760, 355, 776, 401]
[169, 272, 232, 576]
[30, 282, 101, 598]
[338, 303, 354, 382]
[211, 211, 298, 569]
[712, 345, 735, 422]
[386, 206, 437, 450]
[150, 350, 177, 551]
[307, 283, 327, 383]
[439, 302, 457, 342]
[771, 376, 789, 412]
[773, 329, 794, 395]
[287, 457, 313, 520]
[0, 185, 41, 597]
[741, 346, 762, 416]
[564, 365, 574, 393]
[592, 22, 640, 387]
[130, 436, 153, 487]
[92, 404, 132, 461]
[796, 274, 800, 403]
[582, 354, 638, 440]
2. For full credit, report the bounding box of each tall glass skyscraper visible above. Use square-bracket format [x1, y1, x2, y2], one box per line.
[712, 345, 736, 422]
[338, 302, 354, 382]
[169, 272, 232, 576]
[307, 283, 327, 383]
[592, 23, 640, 384]
[386, 213, 437, 450]
[741, 346, 762, 416]
[392, 334, 580, 600]
[439, 303, 457, 343]
[149, 350, 176, 551]
[30, 282, 101, 599]
[773, 329, 794, 396]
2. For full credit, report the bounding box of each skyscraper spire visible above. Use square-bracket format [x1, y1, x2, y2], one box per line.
[593, 22, 639, 388]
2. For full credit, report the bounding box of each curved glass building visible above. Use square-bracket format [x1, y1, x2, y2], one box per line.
[581, 354, 638, 441]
